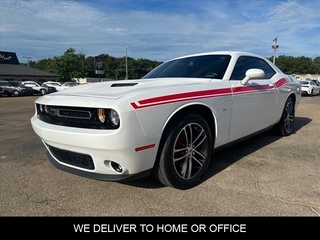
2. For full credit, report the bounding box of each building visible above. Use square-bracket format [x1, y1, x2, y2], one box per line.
[0, 51, 59, 83]
[73, 77, 114, 84]
[292, 73, 320, 81]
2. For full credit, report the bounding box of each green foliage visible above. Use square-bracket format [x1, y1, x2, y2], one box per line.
[29, 48, 163, 81]
[29, 48, 319, 81]
[29, 48, 86, 82]
[267, 55, 320, 74]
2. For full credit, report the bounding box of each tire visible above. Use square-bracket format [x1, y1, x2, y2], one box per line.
[310, 90, 313, 96]
[40, 89, 47, 95]
[153, 112, 213, 190]
[13, 90, 20, 97]
[273, 97, 295, 136]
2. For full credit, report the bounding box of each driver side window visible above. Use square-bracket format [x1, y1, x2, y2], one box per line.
[230, 56, 276, 80]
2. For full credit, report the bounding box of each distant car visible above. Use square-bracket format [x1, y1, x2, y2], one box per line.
[21, 81, 55, 95]
[40, 83, 57, 94]
[0, 80, 33, 97]
[62, 82, 80, 88]
[31, 51, 301, 190]
[8, 81, 34, 96]
[300, 80, 320, 96]
[311, 79, 320, 88]
[43, 81, 65, 91]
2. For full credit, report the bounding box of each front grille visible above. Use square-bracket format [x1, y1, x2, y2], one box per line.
[47, 144, 94, 170]
[36, 104, 119, 129]
[56, 109, 91, 119]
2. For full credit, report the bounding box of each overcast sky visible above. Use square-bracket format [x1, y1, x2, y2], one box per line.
[1, 0, 319, 63]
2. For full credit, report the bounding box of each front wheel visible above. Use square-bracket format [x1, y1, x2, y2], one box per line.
[153, 113, 213, 190]
[273, 97, 295, 136]
[13, 90, 20, 97]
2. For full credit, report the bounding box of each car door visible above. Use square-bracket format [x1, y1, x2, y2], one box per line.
[23, 82, 37, 93]
[228, 56, 278, 142]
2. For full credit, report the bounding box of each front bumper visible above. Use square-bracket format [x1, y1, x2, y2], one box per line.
[31, 114, 159, 181]
[46, 150, 152, 181]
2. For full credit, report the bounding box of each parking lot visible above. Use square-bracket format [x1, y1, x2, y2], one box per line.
[0, 95, 319, 216]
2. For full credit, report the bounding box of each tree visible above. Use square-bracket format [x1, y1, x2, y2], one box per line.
[48, 48, 86, 82]
[269, 55, 320, 74]
[30, 48, 320, 80]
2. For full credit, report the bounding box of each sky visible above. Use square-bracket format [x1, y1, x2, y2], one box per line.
[0, 0, 319, 64]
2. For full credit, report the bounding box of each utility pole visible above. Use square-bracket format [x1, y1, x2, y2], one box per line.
[23, 56, 32, 66]
[125, 46, 128, 80]
[272, 37, 279, 64]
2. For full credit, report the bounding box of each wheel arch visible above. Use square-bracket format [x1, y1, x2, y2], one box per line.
[154, 103, 217, 168]
[166, 103, 215, 142]
[276, 92, 296, 121]
[283, 92, 297, 110]
[288, 92, 296, 104]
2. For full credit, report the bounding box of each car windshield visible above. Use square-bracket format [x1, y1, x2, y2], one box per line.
[142, 55, 231, 80]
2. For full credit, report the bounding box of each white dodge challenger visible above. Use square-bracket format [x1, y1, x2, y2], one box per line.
[31, 51, 301, 190]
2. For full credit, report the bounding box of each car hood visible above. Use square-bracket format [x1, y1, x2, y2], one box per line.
[51, 78, 212, 100]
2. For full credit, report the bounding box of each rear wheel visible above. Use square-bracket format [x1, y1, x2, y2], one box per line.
[153, 113, 212, 190]
[273, 97, 295, 136]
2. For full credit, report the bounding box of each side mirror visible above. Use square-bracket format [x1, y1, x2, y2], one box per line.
[240, 68, 265, 85]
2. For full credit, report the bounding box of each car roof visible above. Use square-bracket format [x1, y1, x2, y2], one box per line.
[170, 51, 265, 61]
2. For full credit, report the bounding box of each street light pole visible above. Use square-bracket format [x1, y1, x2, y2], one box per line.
[23, 56, 32, 66]
[125, 46, 128, 80]
[272, 37, 279, 65]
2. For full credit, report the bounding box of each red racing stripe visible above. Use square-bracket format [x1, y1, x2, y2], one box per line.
[131, 88, 232, 109]
[274, 78, 290, 89]
[232, 84, 271, 95]
[138, 88, 231, 105]
[130, 78, 290, 109]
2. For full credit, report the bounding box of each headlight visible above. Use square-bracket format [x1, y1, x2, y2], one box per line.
[108, 109, 120, 126]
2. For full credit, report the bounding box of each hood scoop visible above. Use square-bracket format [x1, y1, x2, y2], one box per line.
[111, 83, 138, 87]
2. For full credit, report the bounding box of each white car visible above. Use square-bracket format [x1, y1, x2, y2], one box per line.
[43, 81, 65, 91]
[300, 80, 320, 96]
[31, 51, 301, 189]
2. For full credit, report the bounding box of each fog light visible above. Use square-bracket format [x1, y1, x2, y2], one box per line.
[108, 109, 120, 126]
[110, 161, 123, 173]
[97, 108, 106, 123]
